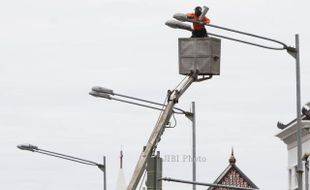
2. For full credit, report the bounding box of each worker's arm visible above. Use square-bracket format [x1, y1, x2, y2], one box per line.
[186, 13, 195, 19]
[202, 17, 210, 25]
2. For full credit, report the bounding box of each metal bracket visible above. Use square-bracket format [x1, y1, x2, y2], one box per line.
[286, 46, 297, 59]
[185, 112, 194, 121]
[97, 164, 105, 172]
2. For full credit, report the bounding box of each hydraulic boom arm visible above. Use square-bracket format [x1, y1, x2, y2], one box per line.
[127, 75, 195, 190]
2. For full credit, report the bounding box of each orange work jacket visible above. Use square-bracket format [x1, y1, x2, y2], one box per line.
[186, 13, 210, 30]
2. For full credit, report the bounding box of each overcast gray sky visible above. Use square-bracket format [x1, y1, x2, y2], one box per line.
[1, 0, 310, 189]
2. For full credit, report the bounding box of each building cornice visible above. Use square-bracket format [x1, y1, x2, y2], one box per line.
[276, 121, 310, 147]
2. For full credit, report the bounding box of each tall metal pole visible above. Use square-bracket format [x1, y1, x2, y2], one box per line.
[306, 158, 309, 190]
[103, 156, 107, 190]
[191, 102, 196, 190]
[295, 34, 303, 190]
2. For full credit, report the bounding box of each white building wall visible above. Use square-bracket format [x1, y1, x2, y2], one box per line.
[288, 140, 310, 167]
[277, 120, 310, 190]
[287, 134, 310, 190]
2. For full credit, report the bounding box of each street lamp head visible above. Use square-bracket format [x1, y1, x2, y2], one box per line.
[172, 13, 188, 22]
[302, 102, 310, 117]
[91, 86, 114, 95]
[165, 20, 193, 32]
[17, 144, 38, 152]
[89, 91, 112, 100]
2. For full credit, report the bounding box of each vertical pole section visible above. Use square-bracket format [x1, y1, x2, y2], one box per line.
[191, 102, 197, 190]
[306, 159, 309, 190]
[103, 156, 107, 190]
[295, 34, 303, 190]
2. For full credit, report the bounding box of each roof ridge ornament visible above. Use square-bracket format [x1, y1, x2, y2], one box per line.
[229, 147, 236, 165]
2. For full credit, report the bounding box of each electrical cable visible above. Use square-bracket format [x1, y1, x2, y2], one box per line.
[151, 94, 169, 155]
[171, 112, 177, 128]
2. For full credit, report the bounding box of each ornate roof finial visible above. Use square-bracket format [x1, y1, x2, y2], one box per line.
[120, 145, 123, 169]
[229, 147, 236, 165]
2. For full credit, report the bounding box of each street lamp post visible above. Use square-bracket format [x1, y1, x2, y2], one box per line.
[184, 102, 197, 190]
[294, 34, 303, 190]
[17, 144, 107, 190]
[90, 87, 198, 189]
[303, 153, 310, 190]
[166, 13, 303, 190]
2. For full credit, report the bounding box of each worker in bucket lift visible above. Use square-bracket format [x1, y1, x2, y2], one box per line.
[186, 6, 210, 38]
